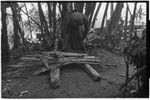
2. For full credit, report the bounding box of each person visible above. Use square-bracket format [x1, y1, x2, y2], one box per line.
[62, 10, 89, 53]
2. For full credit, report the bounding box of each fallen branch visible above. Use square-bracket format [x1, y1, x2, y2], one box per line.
[119, 66, 146, 91]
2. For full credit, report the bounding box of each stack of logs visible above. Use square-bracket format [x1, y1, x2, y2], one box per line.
[5, 51, 107, 89]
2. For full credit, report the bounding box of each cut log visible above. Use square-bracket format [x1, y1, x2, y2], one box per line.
[59, 57, 103, 64]
[44, 51, 87, 57]
[19, 57, 40, 61]
[50, 67, 60, 89]
[82, 64, 101, 81]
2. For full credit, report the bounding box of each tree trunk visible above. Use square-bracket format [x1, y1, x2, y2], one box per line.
[38, 3, 50, 36]
[53, 3, 57, 51]
[70, 3, 74, 11]
[89, 3, 96, 26]
[48, 3, 53, 28]
[124, 4, 129, 40]
[24, 3, 32, 42]
[10, 3, 20, 49]
[38, 3, 50, 48]
[61, 3, 69, 39]
[84, 3, 96, 28]
[129, 3, 137, 37]
[85, 3, 92, 17]
[107, 3, 123, 34]
[11, 3, 29, 53]
[99, 3, 109, 34]
[106, 3, 123, 48]
[110, 3, 114, 18]
[58, 3, 62, 13]
[91, 3, 102, 28]
[1, 3, 10, 65]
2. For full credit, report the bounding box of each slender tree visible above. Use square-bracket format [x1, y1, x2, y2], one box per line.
[123, 3, 137, 97]
[91, 3, 102, 28]
[48, 3, 53, 28]
[70, 3, 74, 11]
[107, 3, 123, 34]
[106, 3, 123, 48]
[24, 3, 33, 42]
[38, 3, 50, 36]
[10, 3, 20, 49]
[110, 3, 114, 18]
[123, 4, 129, 97]
[85, 3, 92, 17]
[61, 3, 69, 39]
[53, 3, 56, 40]
[124, 3, 129, 40]
[129, 3, 137, 37]
[38, 2, 52, 49]
[1, 2, 10, 65]
[89, 3, 96, 26]
[58, 3, 62, 13]
[99, 3, 109, 34]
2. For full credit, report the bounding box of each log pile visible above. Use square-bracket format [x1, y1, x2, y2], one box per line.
[5, 51, 113, 89]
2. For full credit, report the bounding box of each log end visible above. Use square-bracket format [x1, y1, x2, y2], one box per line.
[82, 64, 101, 82]
[50, 68, 60, 89]
[93, 75, 101, 82]
[50, 79, 60, 89]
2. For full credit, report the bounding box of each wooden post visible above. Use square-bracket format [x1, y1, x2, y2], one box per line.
[82, 64, 101, 81]
[50, 65, 60, 89]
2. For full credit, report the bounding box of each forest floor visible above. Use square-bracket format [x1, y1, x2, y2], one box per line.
[2, 48, 138, 98]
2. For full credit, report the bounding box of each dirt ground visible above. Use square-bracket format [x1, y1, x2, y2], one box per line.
[2, 48, 137, 98]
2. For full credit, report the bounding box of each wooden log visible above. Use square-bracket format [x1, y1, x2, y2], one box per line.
[19, 57, 41, 61]
[44, 51, 87, 57]
[50, 66, 60, 89]
[82, 64, 101, 81]
[59, 57, 103, 64]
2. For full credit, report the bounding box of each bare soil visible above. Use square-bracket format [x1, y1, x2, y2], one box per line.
[2, 48, 137, 98]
